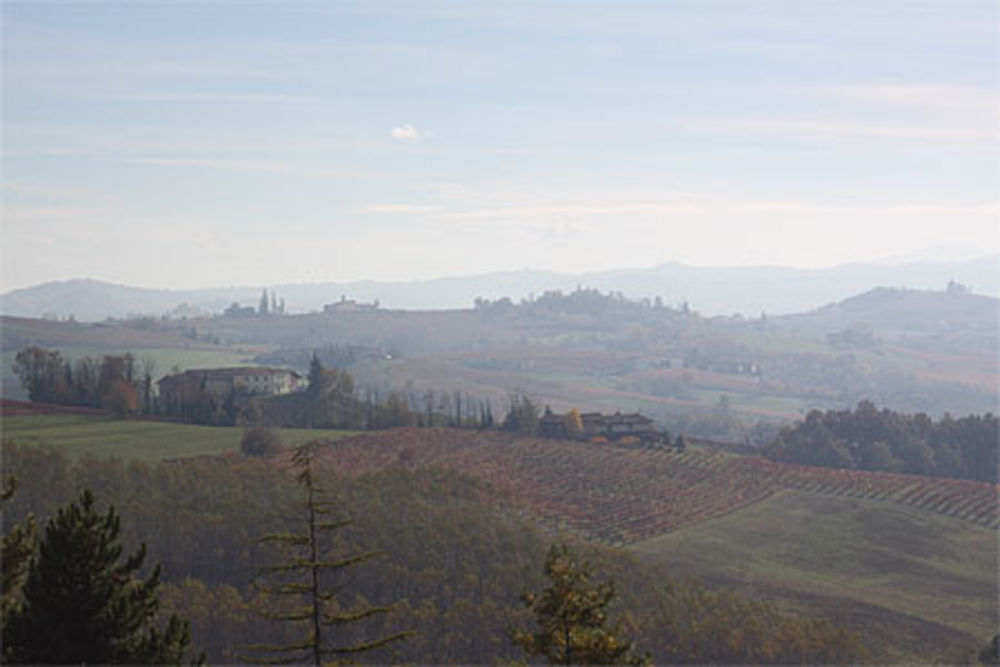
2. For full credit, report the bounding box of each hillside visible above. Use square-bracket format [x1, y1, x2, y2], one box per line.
[3, 256, 998, 320]
[4, 277, 997, 424]
[775, 285, 999, 350]
[305, 429, 998, 538]
[4, 421, 995, 661]
[4, 416, 995, 662]
[305, 429, 999, 662]
[631, 491, 997, 664]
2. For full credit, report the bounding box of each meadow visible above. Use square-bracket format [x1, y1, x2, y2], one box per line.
[631, 490, 998, 663]
[1, 413, 355, 464]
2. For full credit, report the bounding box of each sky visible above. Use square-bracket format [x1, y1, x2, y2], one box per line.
[2, 0, 998, 291]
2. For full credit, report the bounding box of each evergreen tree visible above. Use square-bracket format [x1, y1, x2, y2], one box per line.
[2, 489, 195, 664]
[247, 443, 408, 665]
[502, 393, 540, 435]
[259, 288, 270, 315]
[980, 635, 999, 665]
[513, 544, 646, 665]
[307, 352, 325, 395]
[1, 477, 36, 636]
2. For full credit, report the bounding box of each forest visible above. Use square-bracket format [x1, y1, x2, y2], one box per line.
[766, 401, 998, 482]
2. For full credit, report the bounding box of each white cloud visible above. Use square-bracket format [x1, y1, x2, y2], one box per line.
[123, 157, 346, 179]
[390, 124, 432, 142]
[687, 117, 996, 141]
[802, 83, 997, 112]
[106, 92, 311, 104]
[365, 204, 443, 213]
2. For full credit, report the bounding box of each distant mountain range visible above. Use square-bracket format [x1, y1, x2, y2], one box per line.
[2, 256, 998, 322]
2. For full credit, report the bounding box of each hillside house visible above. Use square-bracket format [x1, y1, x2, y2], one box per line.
[540, 408, 655, 440]
[324, 295, 379, 313]
[223, 303, 257, 318]
[157, 366, 303, 410]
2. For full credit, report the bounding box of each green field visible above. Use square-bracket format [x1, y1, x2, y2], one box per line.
[1, 414, 355, 464]
[630, 490, 998, 663]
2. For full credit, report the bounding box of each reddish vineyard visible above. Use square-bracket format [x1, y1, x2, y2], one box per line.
[311, 428, 999, 544]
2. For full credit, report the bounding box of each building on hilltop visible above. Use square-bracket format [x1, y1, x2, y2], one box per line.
[324, 295, 379, 313]
[223, 302, 257, 317]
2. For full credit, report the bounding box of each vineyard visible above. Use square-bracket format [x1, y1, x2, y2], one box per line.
[311, 428, 999, 544]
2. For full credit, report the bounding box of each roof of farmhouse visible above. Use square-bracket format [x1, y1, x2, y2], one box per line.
[157, 367, 302, 384]
[541, 410, 654, 425]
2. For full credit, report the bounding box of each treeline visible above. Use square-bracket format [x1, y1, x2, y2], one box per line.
[474, 286, 686, 321]
[766, 401, 998, 482]
[2, 441, 866, 664]
[261, 355, 499, 431]
[10, 346, 504, 431]
[12, 347, 155, 416]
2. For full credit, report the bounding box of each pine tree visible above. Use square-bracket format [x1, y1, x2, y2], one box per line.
[513, 544, 647, 665]
[247, 443, 408, 665]
[2, 489, 195, 664]
[1, 477, 36, 634]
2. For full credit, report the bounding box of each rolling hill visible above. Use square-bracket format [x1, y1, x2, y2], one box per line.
[3, 255, 997, 321]
[5, 412, 995, 662]
[301, 428, 998, 662]
[775, 285, 999, 349]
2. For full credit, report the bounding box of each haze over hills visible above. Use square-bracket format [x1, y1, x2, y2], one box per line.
[774, 285, 1000, 349]
[2, 255, 997, 322]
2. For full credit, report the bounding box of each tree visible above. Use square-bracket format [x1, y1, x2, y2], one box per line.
[564, 409, 585, 439]
[1, 476, 36, 638]
[374, 392, 418, 429]
[2, 489, 195, 664]
[247, 443, 408, 665]
[512, 544, 646, 665]
[12, 346, 67, 403]
[139, 356, 157, 414]
[980, 634, 999, 665]
[241, 426, 284, 458]
[104, 379, 140, 417]
[502, 393, 540, 436]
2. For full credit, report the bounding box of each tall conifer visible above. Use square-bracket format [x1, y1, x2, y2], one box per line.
[246, 443, 408, 665]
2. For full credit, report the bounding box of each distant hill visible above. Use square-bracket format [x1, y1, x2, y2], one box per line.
[774, 284, 999, 349]
[2, 256, 998, 322]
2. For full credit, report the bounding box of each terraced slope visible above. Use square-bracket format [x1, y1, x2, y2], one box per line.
[310, 428, 998, 662]
[311, 428, 998, 543]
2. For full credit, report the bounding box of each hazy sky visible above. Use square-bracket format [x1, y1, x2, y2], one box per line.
[2, 1, 998, 290]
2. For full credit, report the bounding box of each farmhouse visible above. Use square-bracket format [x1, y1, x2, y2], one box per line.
[540, 408, 655, 440]
[324, 295, 379, 313]
[157, 366, 304, 409]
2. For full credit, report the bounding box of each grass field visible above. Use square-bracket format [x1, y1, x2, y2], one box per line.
[630, 489, 998, 663]
[1, 414, 356, 464]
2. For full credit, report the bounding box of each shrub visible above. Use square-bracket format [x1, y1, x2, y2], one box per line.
[240, 426, 284, 458]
